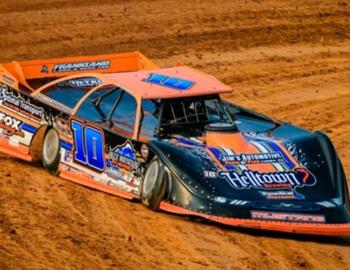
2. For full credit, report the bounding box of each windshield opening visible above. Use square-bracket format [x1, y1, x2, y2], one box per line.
[138, 95, 233, 138]
[160, 95, 229, 126]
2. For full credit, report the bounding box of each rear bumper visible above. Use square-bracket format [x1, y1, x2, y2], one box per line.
[160, 202, 350, 236]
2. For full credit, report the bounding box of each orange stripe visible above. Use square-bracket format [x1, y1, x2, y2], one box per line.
[275, 141, 300, 168]
[59, 134, 73, 144]
[206, 132, 276, 172]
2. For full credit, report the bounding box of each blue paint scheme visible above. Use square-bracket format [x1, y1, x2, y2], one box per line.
[85, 126, 105, 171]
[144, 73, 194, 90]
[293, 191, 305, 200]
[244, 134, 295, 169]
[113, 143, 136, 160]
[175, 137, 205, 147]
[208, 147, 221, 159]
[60, 140, 73, 151]
[21, 123, 37, 134]
[72, 120, 87, 164]
[264, 141, 295, 169]
[71, 120, 105, 171]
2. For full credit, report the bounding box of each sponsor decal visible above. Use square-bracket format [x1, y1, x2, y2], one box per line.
[1, 74, 15, 86]
[316, 201, 336, 208]
[208, 146, 287, 169]
[61, 140, 73, 163]
[57, 78, 102, 88]
[0, 112, 24, 137]
[41, 65, 49, 74]
[106, 168, 140, 194]
[105, 158, 141, 194]
[34, 93, 71, 114]
[63, 149, 72, 162]
[106, 161, 137, 182]
[218, 168, 316, 190]
[251, 211, 326, 223]
[259, 190, 305, 200]
[143, 73, 194, 90]
[0, 85, 44, 119]
[105, 161, 120, 178]
[55, 117, 71, 136]
[213, 196, 248, 206]
[229, 199, 248, 206]
[108, 141, 139, 171]
[51, 60, 110, 73]
[204, 170, 217, 178]
[220, 152, 284, 165]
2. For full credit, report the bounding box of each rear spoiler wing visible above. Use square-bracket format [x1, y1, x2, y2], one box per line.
[0, 51, 158, 91]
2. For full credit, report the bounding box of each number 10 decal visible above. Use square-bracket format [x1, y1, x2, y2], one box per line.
[71, 120, 105, 171]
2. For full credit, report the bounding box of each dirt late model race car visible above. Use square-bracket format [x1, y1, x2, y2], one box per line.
[0, 52, 349, 236]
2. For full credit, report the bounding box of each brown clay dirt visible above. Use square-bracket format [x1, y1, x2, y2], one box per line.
[0, 0, 350, 269]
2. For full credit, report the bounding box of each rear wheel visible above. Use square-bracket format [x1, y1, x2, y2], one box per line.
[42, 128, 61, 175]
[141, 157, 166, 211]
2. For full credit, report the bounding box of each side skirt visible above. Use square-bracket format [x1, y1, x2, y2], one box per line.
[59, 165, 137, 200]
[0, 137, 32, 161]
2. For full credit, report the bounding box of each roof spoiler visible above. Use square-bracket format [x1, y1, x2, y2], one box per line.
[0, 51, 158, 91]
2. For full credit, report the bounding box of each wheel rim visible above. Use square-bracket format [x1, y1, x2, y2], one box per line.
[143, 161, 159, 195]
[43, 129, 59, 165]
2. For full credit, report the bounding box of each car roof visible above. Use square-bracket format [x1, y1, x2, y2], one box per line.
[104, 66, 232, 99]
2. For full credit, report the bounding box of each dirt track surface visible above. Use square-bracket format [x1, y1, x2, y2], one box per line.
[0, 0, 350, 269]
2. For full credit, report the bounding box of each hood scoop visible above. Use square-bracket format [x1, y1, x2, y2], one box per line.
[205, 122, 238, 133]
[205, 123, 255, 152]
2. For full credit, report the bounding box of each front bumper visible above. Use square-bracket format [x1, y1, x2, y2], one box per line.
[160, 201, 350, 236]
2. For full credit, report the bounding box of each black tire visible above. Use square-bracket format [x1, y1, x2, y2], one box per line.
[140, 157, 166, 211]
[42, 128, 61, 175]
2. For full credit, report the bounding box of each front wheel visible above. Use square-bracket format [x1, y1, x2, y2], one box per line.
[42, 128, 61, 175]
[140, 157, 167, 211]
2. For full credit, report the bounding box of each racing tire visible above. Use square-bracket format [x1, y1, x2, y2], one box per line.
[42, 128, 61, 176]
[141, 157, 167, 211]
